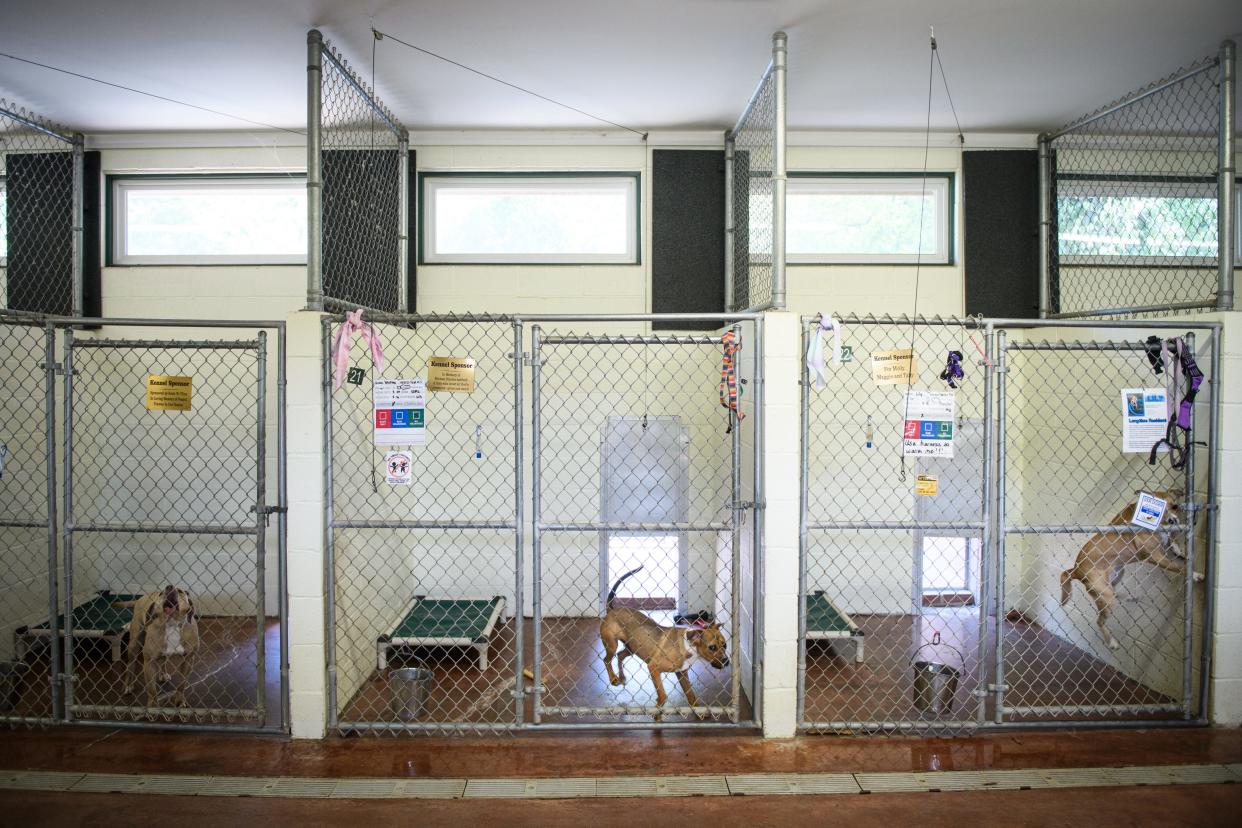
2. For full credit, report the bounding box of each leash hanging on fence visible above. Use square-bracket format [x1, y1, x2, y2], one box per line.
[1147, 335, 1204, 470]
[332, 309, 385, 389]
[720, 329, 745, 433]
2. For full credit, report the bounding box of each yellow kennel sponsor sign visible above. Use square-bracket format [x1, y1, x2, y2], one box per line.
[145, 375, 193, 411]
[870, 348, 917, 385]
[427, 356, 476, 393]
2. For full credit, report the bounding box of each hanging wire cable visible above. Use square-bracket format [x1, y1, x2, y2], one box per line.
[372, 27, 648, 139]
[0, 50, 305, 135]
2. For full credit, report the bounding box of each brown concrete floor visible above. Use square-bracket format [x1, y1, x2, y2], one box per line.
[2, 726, 1240, 778]
[805, 610, 1175, 725]
[342, 616, 748, 726]
[6, 619, 281, 728]
[5, 783, 1241, 827]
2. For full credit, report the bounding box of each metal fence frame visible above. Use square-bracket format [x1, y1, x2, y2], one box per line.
[0, 100, 84, 318]
[725, 32, 787, 314]
[325, 313, 763, 734]
[1040, 40, 1236, 319]
[0, 317, 288, 734]
[306, 30, 410, 315]
[798, 314, 1220, 735]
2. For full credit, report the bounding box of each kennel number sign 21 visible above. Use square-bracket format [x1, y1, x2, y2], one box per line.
[374, 378, 426, 446]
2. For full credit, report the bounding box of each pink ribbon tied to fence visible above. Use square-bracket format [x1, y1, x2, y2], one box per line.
[332, 309, 385, 389]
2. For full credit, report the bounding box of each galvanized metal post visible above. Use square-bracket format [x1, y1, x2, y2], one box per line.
[1181, 331, 1196, 717]
[1037, 136, 1051, 319]
[276, 326, 289, 731]
[796, 319, 810, 728]
[398, 130, 411, 313]
[724, 136, 735, 313]
[750, 315, 765, 724]
[771, 31, 788, 310]
[43, 324, 62, 720]
[306, 30, 325, 312]
[529, 325, 543, 724]
[730, 324, 743, 723]
[321, 320, 338, 729]
[254, 331, 268, 720]
[61, 329, 75, 719]
[1200, 326, 1222, 718]
[512, 319, 525, 724]
[992, 329, 1008, 724]
[975, 323, 995, 726]
[71, 134, 84, 317]
[1217, 39, 1236, 311]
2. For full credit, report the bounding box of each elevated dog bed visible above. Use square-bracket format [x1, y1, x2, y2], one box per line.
[377, 595, 506, 671]
[15, 590, 142, 662]
[805, 590, 865, 663]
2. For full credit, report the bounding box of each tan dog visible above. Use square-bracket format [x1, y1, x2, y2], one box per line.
[600, 566, 729, 720]
[114, 586, 199, 707]
[1059, 491, 1200, 650]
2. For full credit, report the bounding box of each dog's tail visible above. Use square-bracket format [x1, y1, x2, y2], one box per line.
[110, 599, 139, 609]
[1059, 569, 1075, 606]
[606, 566, 644, 609]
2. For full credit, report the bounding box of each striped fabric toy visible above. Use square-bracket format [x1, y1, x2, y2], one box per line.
[719, 330, 745, 431]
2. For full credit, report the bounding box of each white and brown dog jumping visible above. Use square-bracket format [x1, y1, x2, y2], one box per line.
[113, 586, 199, 707]
[599, 566, 729, 720]
[1059, 491, 1201, 650]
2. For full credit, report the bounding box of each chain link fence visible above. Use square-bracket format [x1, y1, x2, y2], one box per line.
[532, 324, 757, 726]
[326, 315, 520, 733]
[61, 330, 274, 728]
[0, 100, 80, 317]
[310, 33, 408, 314]
[799, 315, 1217, 734]
[1045, 49, 1228, 318]
[0, 319, 56, 725]
[727, 33, 786, 313]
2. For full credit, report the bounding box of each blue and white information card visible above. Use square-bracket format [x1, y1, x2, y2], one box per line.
[374, 378, 426, 446]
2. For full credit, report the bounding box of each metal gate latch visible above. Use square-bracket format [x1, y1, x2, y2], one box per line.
[252, 505, 288, 526]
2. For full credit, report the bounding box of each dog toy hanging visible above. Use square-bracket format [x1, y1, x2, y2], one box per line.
[720, 330, 745, 433]
[332, 308, 385, 389]
[939, 351, 964, 389]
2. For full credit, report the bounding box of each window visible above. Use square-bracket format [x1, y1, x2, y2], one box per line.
[111, 176, 306, 265]
[786, 174, 953, 264]
[420, 173, 639, 264]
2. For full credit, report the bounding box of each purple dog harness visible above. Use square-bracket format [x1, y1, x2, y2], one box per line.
[1146, 335, 1204, 470]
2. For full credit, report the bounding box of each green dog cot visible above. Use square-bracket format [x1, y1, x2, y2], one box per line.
[805, 590, 865, 663]
[14, 590, 142, 663]
[377, 595, 506, 671]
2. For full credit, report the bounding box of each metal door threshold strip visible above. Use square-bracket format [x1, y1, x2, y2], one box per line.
[0, 764, 1238, 800]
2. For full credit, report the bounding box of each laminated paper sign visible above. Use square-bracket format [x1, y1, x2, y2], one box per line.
[915, 474, 939, 496]
[145, 375, 192, 411]
[871, 349, 917, 385]
[1130, 491, 1168, 530]
[1121, 388, 1168, 454]
[902, 390, 955, 458]
[427, 356, 476, 393]
[374, 378, 426, 446]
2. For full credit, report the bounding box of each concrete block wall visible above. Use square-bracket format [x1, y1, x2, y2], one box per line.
[1210, 311, 1242, 725]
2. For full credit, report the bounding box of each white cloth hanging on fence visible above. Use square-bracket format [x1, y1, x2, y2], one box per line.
[805, 312, 843, 391]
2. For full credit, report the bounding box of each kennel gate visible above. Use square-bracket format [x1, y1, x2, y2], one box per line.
[325, 314, 761, 732]
[59, 323, 283, 730]
[798, 315, 1219, 734]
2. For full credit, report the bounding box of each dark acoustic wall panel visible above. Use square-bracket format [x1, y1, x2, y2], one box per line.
[322, 149, 400, 311]
[652, 149, 725, 331]
[5, 152, 73, 315]
[963, 149, 1040, 319]
[82, 150, 102, 318]
[406, 149, 416, 314]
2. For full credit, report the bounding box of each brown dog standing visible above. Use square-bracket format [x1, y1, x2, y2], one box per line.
[1059, 491, 1200, 650]
[114, 586, 199, 707]
[599, 566, 729, 720]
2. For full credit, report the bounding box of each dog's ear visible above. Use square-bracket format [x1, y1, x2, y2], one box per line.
[143, 600, 160, 627]
[687, 629, 703, 644]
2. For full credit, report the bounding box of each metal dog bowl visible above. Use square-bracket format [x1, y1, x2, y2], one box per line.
[389, 666, 434, 720]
